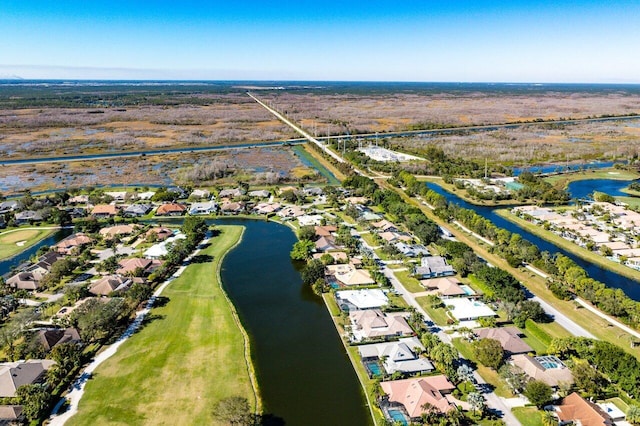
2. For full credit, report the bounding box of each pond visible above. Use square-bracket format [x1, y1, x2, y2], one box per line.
[214, 218, 371, 425]
[567, 178, 636, 199]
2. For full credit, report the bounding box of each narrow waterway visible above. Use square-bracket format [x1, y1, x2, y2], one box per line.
[214, 219, 372, 426]
[426, 182, 640, 300]
[0, 228, 73, 276]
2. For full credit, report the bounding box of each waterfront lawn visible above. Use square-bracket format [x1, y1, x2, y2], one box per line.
[451, 338, 514, 398]
[545, 168, 640, 186]
[69, 225, 255, 426]
[415, 296, 450, 326]
[0, 228, 56, 260]
[512, 407, 544, 426]
[393, 270, 424, 293]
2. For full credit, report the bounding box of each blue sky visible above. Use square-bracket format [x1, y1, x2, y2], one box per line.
[1, 1, 639, 82]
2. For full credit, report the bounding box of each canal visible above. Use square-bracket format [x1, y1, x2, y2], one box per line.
[215, 219, 371, 426]
[426, 180, 640, 301]
[0, 228, 73, 276]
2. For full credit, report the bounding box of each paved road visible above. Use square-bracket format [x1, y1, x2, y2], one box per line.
[356, 231, 522, 425]
[532, 296, 595, 339]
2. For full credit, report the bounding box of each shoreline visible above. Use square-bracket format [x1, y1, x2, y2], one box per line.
[494, 208, 640, 283]
[215, 226, 263, 414]
[0, 226, 63, 261]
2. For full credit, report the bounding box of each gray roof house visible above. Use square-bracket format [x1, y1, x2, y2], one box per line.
[358, 337, 434, 377]
[14, 210, 43, 224]
[124, 204, 153, 217]
[189, 201, 218, 215]
[248, 190, 270, 198]
[0, 360, 56, 397]
[0, 201, 21, 214]
[414, 256, 455, 279]
[219, 188, 245, 198]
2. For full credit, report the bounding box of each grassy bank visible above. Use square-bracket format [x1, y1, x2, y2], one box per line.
[292, 144, 341, 185]
[0, 227, 57, 260]
[68, 225, 257, 425]
[495, 208, 640, 283]
[545, 168, 640, 186]
[322, 294, 383, 426]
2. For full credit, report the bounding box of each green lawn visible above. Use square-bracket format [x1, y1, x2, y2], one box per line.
[512, 407, 544, 426]
[451, 338, 514, 398]
[0, 227, 57, 260]
[415, 296, 450, 326]
[545, 168, 640, 186]
[393, 270, 424, 293]
[68, 225, 256, 426]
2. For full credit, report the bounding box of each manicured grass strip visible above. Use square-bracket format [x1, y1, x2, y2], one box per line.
[292, 144, 342, 185]
[0, 228, 57, 260]
[68, 226, 255, 426]
[415, 296, 450, 326]
[451, 338, 514, 398]
[512, 407, 544, 426]
[322, 294, 383, 426]
[544, 168, 640, 186]
[495, 208, 640, 283]
[393, 270, 424, 293]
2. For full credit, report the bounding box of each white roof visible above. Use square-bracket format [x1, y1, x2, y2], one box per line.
[137, 191, 156, 200]
[297, 214, 324, 226]
[336, 289, 388, 309]
[444, 298, 496, 320]
[143, 233, 186, 258]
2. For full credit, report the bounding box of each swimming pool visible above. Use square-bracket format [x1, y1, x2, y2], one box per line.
[388, 409, 408, 425]
[365, 361, 383, 377]
[460, 284, 476, 296]
[535, 355, 565, 370]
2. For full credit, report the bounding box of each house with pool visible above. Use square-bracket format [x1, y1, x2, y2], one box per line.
[357, 337, 433, 378]
[347, 309, 413, 343]
[335, 289, 389, 311]
[444, 298, 496, 322]
[380, 375, 456, 424]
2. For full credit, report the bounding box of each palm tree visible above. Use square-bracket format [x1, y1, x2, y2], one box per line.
[467, 392, 486, 416]
[541, 410, 558, 426]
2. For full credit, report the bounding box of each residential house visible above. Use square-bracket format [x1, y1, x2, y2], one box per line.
[378, 231, 412, 244]
[312, 251, 348, 263]
[358, 337, 433, 376]
[277, 205, 305, 218]
[189, 201, 218, 215]
[144, 233, 187, 259]
[116, 258, 162, 276]
[219, 201, 245, 215]
[14, 210, 43, 225]
[91, 204, 118, 218]
[0, 201, 21, 214]
[348, 309, 413, 342]
[6, 272, 42, 291]
[99, 224, 136, 238]
[65, 207, 86, 218]
[444, 298, 496, 321]
[37, 328, 81, 351]
[156, 203, 187, 216]
[414, 256, 455, 279]
[297, 214, 324, 227]
[303, 187, 324, 196]
[555, 392, 614, 426]
[56, 233, 93, 255]
[380, 375, 456, 420]
[104, 191, 127, 202]
[372, 220, 399, 233]
[0, 360, 56, 397]
[137, 191, 156, 200]
[315, 225, 338, 238]
[68, 195, 89, 205]
[248, 189, 270, 198]
[326, 263, 375, 287]
[254, 202, 281, 215]
[475, 327, 533, 355]
[190, 189, 210, 199]
[167, 187, 187, 199]
[420, 277, 467, 298]
[123, 203, 153, 217]
[335, 289, 389, 311]
[0, 405, 23, 423]
[218, 188, 245, 198]
[394, 242, 430, 258]
[146, 227, 173, 241]
[88, 275, 132, 296]
[510, 354, 574, 387]
[315, 236, 339, 252]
